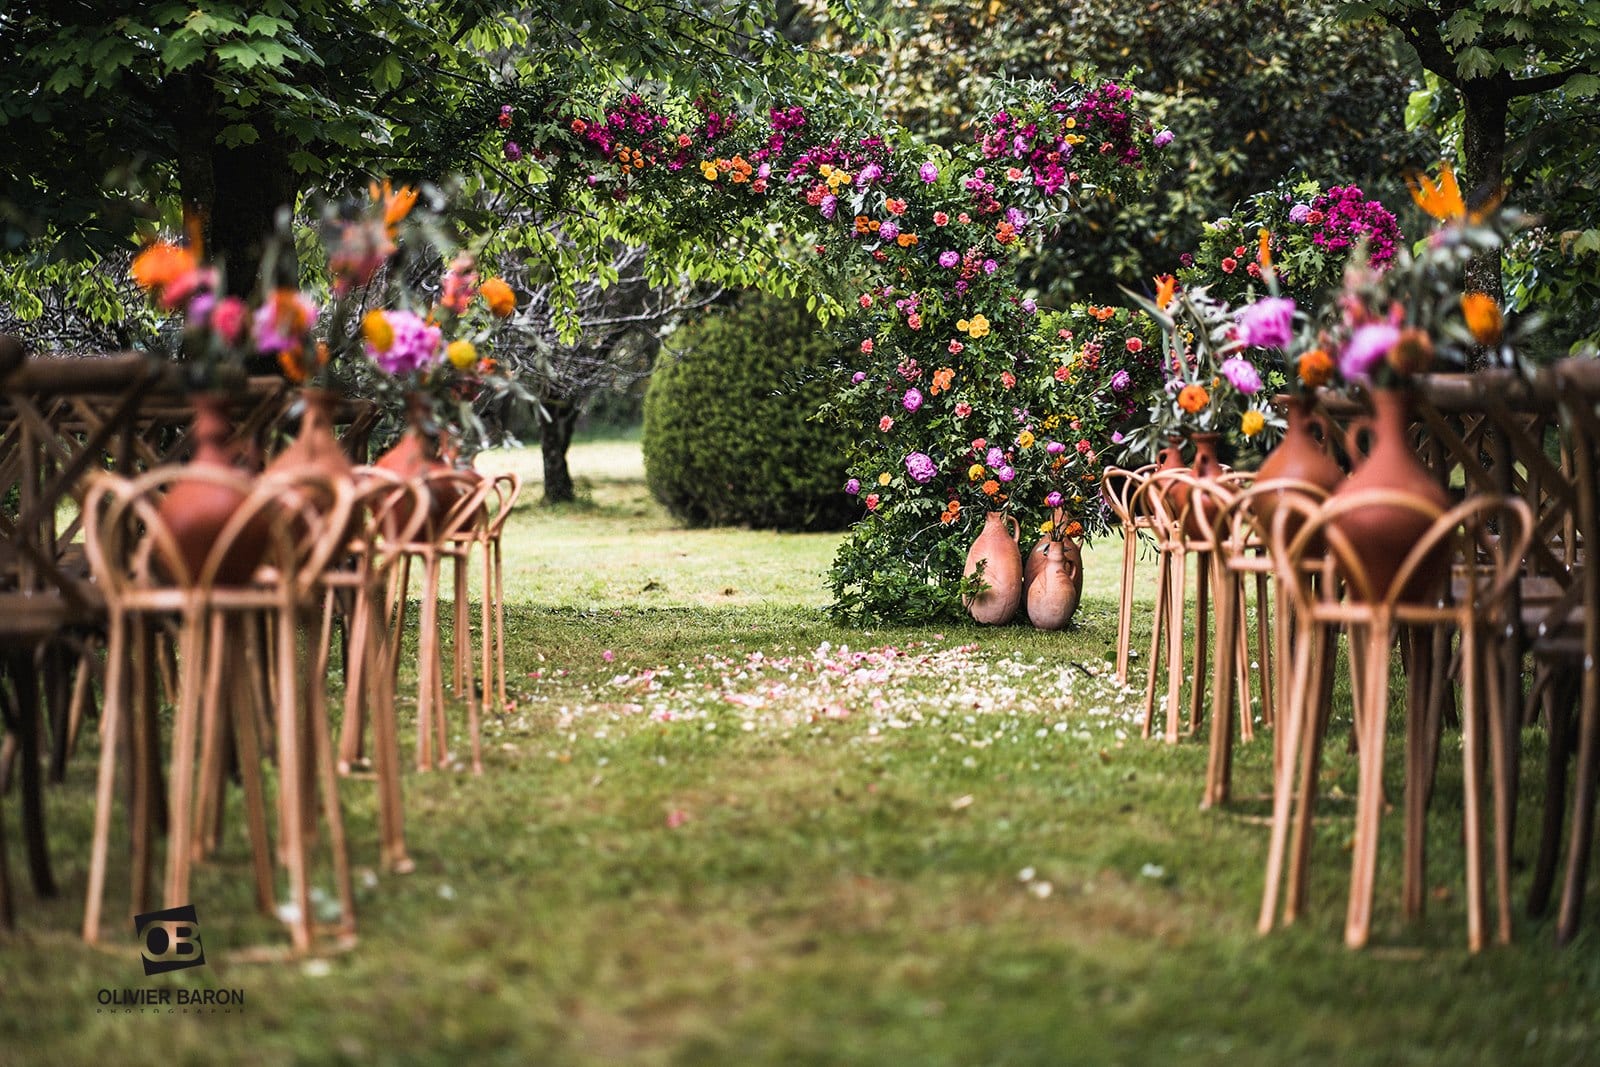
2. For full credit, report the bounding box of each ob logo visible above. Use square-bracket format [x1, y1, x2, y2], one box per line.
[134, 904, 206, 976]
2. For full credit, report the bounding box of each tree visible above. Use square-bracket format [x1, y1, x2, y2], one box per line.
[0, 1, 845, 296]
[490, 241, 718, 503]
[810, 0, 1436, 304]
[1346, 0, 1600, 304]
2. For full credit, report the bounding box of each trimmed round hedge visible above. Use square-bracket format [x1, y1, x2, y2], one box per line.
[643, 291, 855, 531]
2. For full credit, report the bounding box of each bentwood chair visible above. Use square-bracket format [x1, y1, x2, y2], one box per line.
[387, 470, 494, 774]
[323, 467, 431, 874]
[1101, 464, 1157, 685]
[82, 466, 358, 953]
[1200, 477, 1332, 809]
[1260, 489, 1533, 951]
[477, 472, 522, 714]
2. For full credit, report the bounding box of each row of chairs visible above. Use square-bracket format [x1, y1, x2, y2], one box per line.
[59, 460, 518, 952]
[1100, 440, 1594, 950]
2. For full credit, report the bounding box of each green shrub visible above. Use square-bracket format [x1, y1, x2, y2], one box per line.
[643, 291, 855, 531]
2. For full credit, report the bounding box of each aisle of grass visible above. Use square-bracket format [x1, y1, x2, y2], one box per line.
[3, 436, 1598, 1066]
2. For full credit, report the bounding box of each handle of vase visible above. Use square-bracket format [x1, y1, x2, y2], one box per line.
[1003, 513, 1020, 543]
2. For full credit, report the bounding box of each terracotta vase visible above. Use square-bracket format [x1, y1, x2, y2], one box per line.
[1329, 387, 1450, 602]
[269, 387, 353, 485]
[157, 393, 263, 586]
[375, 394, 460, 527]
[963, 511, 1023, 625]
[1179, 431, 1224, 539]
[1027, 538, 1083, 630]
[1252, 393, 1345, 536]
[1139, 434, 1187, 521]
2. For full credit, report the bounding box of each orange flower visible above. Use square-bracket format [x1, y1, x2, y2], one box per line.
[1064, 520, 1083, 538]
[896, 233, 918, 247]
[1089, 305, 1116, 323]
[1177, 384, 1209, 413]
[1461, 292, 1503, 346]
[854, 215, 870, 234]
[1297, 348, 1335, 388]
[995, 221, 1018, 245]
[278, 348, 309, 384]
[370, 179, 419, 235]
[480, 277, 516, 317]
[981, 479, 1000, 496]
[1153, 274, 1177, 311]
[1257, 228, 1273, 270]
[1406, 162, 1503, 224]
[130, 241, 196, 293]
[930, 367, 955, 395]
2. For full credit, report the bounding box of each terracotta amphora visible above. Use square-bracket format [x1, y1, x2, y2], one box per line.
[1027, 538, 1083, 630]
[156, 393, 263, 585]
[1252, 393, 1344, 535]
[963, 511, 1023, 625]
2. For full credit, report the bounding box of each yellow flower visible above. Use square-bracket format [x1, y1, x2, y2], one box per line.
[446, 339, 477, 369]
[1240, 409, 1265, 437]
[361, 310, 394, 352]
[878, 472, 892, 486]
[966, 314, 991, 338]
[957, 318, 970, 332]
[700, 161, 719, 180]
[968, 464, 985, 481]
[1018, 430, 1035, 449]
[1039, 520, 1054, 534]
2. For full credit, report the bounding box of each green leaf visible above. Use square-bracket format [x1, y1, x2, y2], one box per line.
[1456, 47, 1499, 80]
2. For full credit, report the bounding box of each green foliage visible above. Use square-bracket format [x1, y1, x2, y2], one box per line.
[642, 290, 856, 532]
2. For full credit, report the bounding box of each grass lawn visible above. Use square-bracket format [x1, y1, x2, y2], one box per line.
[3, 436, 1598, 1066]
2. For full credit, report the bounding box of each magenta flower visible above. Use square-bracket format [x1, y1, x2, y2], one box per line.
[878, 220, 900, 242]
[905, 452, 937, 484]
[1110, 370, 1132, 392]
[504, 141, 523, 161]
[1236, 297, 1296, 349]
[845, 478, 861, 495]
[820, 194, 837, 219]
[985, 446, 1005, 468]
[852, 371, 867, 384]
[1046, 440, 1066, 456]
[996, 464, 1016, 483]
[1340, 323, 1400, 381]
[939, 250, 960, 268]
[368, 309, 440, 376]
[253, 294, 318, 354]
[1045, 491, 1063, 508]
[1220, 357, 1263, 395]
[919, 162, 939, 183]
[1153, 129, 1174, 148]
[902, 388, 923, 413]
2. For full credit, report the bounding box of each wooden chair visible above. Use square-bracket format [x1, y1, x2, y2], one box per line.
[1100, 464, 1156, 686]
[386, 470, 494, 774]
[81, 466, 358, 953]
[1129, 468, 1254, 745]
[1261, 489, 1533, 950]
[319, 467, 430, 874]
[477, 472, 521, 714]
[1200, 477, 1333, 809]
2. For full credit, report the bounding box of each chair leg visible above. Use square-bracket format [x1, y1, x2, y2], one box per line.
[1255, 571, 1274, 730]
[82, 613, 128, 943]
[494, 539, 509, 711]
[1234, 573, 1254, 744]
[307, 641, 357, 941]
[1345, 621, 1393, 949]
[1203, 556, 1238, 809]
[163, 609, 208, 909]
[1285, 633, 1333, 925]
[452, 550, 469, 694]
[1187, 554, 1210, 738]
[1529, 673, 1578, 917]
[415, 553, 441, 771]
[1141, 548, 1169, 739]
[366, 585, 412, 874]
[1556, 667, 1599, 947]
[1116, 529, 1137, 685]
[193, 612, 231, 862]
[1460, 623, 1486, 952]
[275, 600, 312, 954]
[1165, 548, 1187, 744]
[130, 620, 162, 918]
[228, 647, 276, 919]
[1260, 616, 1318, 933]
[1482, 636, 1515, 946]
[338, 582, 372, 773]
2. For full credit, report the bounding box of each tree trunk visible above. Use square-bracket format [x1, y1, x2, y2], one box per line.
[1460, 77, 1509, 367]
[540, 401, 580, 504]
[209, 134, 300, 298]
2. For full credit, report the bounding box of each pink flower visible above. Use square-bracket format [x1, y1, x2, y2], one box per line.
[1220, 356, 1263, 395]
[1236, 297, 1296, 349]
[948, 340, 964, 354]
[858, 294, 873, 308]
[933, 211, 949, 226]
[902, 388, 924, 413]
[1045, 491, 1063, 508]
[1000, 371, 1016, 388]
[1340, 323, 1400, 381]
[860, 339, 874, 353]
[954, 402, 972, 417]
[666, 810, 690, 829]
[865, 493, 880, 511]
[1125, 337, 1143, 353]
[1220, 257, 1237, 274]
[879, 415, 895, 432]
[602, 650, 615, 662]
[208, 296, 250, 345]
[907, 313, 923, 330]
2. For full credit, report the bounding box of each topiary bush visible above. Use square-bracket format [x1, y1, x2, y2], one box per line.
[643, 290, 855, 531]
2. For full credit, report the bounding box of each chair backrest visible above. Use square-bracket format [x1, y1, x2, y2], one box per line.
[423, 469, 494, 544]
[1211, 477, 1334, 558]
[1270, 488, 1533, 616]
[350, 465, 432, 575]
[1100, 464, 1156, 529]
[482, 472, 522, 540]
[83, 466, 353, 603]
[1131, 468, 1239, 552]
